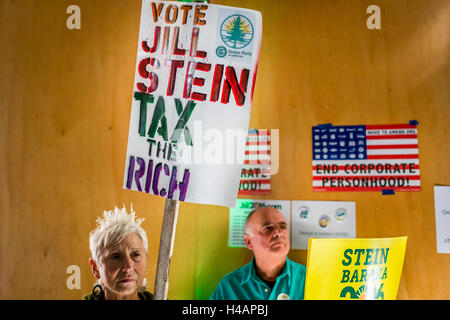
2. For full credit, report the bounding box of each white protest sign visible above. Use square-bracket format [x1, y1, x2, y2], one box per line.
[124, 1, 262, 207]
[434, 186, 450, 254]
[229, 199, 290, 248]
[291, 200, 356, 250]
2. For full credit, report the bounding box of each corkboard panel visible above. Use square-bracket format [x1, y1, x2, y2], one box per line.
[0, 0, 448, 299]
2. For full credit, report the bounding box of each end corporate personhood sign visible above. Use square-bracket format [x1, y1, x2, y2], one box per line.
[123, 1, 262, 207]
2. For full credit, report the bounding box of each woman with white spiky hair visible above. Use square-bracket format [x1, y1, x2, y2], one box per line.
[83, 205, 153, 300]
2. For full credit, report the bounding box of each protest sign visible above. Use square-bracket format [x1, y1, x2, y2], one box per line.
[123, 0, 262, 207]
[305, 237, 407, 300]
[291, 200, 356, 250]
[238, 129, 271, 195]
[312, 123, 421, 192]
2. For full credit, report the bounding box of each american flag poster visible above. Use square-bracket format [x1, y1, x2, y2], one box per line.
[312, 123, 420, 192]
[239, 129, 271, 195]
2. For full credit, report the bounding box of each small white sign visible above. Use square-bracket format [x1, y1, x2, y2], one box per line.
[434, 186, 450, 254]
[291, 200, 356, 250]
[229, 199, 290, 247]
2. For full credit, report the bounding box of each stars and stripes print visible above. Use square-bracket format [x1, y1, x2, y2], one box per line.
[312, 124, 420, 192]
[239, 129, 271, 195]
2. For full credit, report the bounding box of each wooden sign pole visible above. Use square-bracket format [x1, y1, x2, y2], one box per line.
[153, 198, 179, 300]
[152, 0, 208, 300]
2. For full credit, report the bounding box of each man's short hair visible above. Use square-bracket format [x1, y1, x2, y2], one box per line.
[244, 208, 260, 236]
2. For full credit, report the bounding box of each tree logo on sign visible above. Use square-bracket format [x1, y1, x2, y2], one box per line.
[220, 14, 254, 49]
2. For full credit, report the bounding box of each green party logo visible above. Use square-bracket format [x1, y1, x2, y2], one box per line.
[299, 206, 309, 219]
[220, 14, 254, 49]
[216, 46, 227, 57]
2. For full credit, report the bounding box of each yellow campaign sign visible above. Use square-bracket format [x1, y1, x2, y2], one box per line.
[304, 237, 407, 300]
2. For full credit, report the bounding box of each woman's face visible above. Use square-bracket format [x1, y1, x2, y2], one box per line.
[91, 232, 148, 299]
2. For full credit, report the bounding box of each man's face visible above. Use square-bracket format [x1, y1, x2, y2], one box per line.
[245, 208, 290, 258]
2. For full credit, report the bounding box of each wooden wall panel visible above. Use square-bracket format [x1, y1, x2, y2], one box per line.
[0, 0, 449, 299]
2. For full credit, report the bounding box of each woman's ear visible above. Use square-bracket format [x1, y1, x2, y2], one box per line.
[89, 258, 101, 279]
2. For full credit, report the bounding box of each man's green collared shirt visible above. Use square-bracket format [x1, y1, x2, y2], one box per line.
[210, 258, 306, 300]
